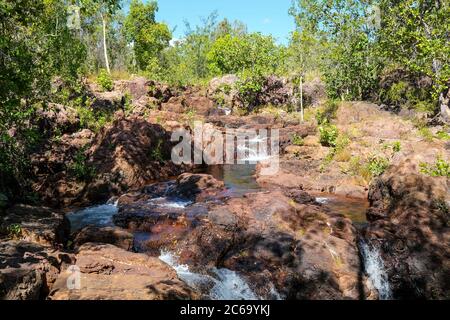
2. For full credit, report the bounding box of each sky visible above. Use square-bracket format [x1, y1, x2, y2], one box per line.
[154, 0, 296, 45]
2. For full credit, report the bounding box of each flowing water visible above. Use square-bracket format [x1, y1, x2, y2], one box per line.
[159, 251, 261, 300]
[66, 201, 118, 233]
[359, 240, 393, 300]
[314, 194, 369, 226]
[64, 162, 390, 300]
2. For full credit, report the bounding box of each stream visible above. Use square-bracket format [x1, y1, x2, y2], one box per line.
[66, 164, 390, 300]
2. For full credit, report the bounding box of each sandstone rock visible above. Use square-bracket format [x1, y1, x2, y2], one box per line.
[36, 103, 80, 135]
[363, 158, 450, 299]
[48, 243, 197, 300]
[171, 173, 225, 201]
[72, 226, 133, 251]
[0, 205, 70, 247]
[0, 241, 73, 300]
[172, 191, 370, 300]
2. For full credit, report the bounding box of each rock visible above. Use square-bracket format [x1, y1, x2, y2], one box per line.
[72, 226, 133, 251]
[285, 145, 303, 155]
[171, 173, 225, 201]
[363, 158, 450, 299]
[172, 191, 371, 300]
[114, 77, 150, 101]
[0, 241, 73, 300]
[0, 205, 70, 247]
[48, 243, 197, 300]
[36, 103, 80, 135]
[0, 193, 8, 210]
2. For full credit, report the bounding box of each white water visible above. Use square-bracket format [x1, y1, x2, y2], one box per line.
[315, 197, 329, 204]
[148, 197, 192, 209]
[237, 145, 271, 162]
[359, 241, 392, 300]
[67, 202, 118, 232]
[159, 251, 259, 300]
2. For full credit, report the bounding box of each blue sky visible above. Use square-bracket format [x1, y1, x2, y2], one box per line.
[154, 0, 296, 44]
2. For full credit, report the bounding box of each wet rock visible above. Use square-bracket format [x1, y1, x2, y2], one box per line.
[48, 243, 198, 300]
[0, 241, 73, 300]
[72, 226, 133, 251]
[171, 173, 225, 201]
[172, 190, 369, 300]
[0, 205, 70, 247]
[363, 158, 450, 299]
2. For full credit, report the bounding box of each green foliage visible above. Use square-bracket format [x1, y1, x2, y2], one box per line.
[420, 157, 450, 177]
[319, 124, 339, 147]
[366, 156, 390, 177]
[97, 69, 114, 91]
[379, 0, 450, 103]
[292, 134, 304, 146]
[235, 72, 265, 111]
[68, 146, 96, 181]
[150, 139, 164, 162]
[207, 33, 283, 76]
[124, 0, 171, 72]
[7, 224, 22, 238]
[436, 130, 450, 141]
[316, 100, 339, 125]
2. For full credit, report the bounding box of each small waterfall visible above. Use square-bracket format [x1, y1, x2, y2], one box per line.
[159, 251, 259, 300]
[66, 202, 118, 232]
[359, 240, 392, 300]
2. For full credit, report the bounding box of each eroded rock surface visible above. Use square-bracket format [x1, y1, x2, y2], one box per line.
[49, 243, 197, 300]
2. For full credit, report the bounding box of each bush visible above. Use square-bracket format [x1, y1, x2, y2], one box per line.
[420, 156, 450, 177]
[68, 146, 96, 181]
[97, 69, 114, 92]
[319, 124, 339, 147]
[236, 72, 264, 112]
[366, 156, 389, 177]
[291, 133, 304, 146]
[316, 100, 339, 125]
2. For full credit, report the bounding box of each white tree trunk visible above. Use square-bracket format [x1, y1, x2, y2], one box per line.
[102, 14, 111, 74]
[439, 90, 450, 124]
[300, 75, 304, 122]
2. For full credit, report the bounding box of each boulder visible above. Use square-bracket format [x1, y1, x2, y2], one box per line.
[72, 226, 133, 251]
[171, 191, 373, 299]
[0, 241, 73, 300]
[48, 243, 198, 300]
[0, 205, 70, 247]
[363, 158, 450, 299]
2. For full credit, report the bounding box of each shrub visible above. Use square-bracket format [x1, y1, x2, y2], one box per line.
[291, 133, 304, 146]
[420, 156, 450, 177]
[97, 69, 114, 92]
[366, 156, 389, 177]
[235, 71, 264, 112]
[68, 146, 96, 181]
[316, 100, 339, 125]
[319, 124, 339, 147]
[7, 224, 21, 238]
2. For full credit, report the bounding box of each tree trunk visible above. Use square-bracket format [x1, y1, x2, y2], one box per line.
[300, 75, 304, 122]
[439, 89, 450, 124]
[102, 14, 111, 74]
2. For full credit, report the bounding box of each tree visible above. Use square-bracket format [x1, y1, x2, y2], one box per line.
[0, 0, 87, 189]
[289, 0, 381, 100]
[80, 0, 121, 74]
[124, 0, 171, 73]
[207, 33, 282, 76]
[378, 0, 450, 121]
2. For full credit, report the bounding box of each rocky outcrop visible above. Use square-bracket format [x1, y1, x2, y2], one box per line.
[0, 241, 73, 300]
[48, 243, 197, 300]
[0, 205, 70, 247]
[167, 191, 373, 300]
[72, 226, 133, 251]
[363, 158, 450, 299]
